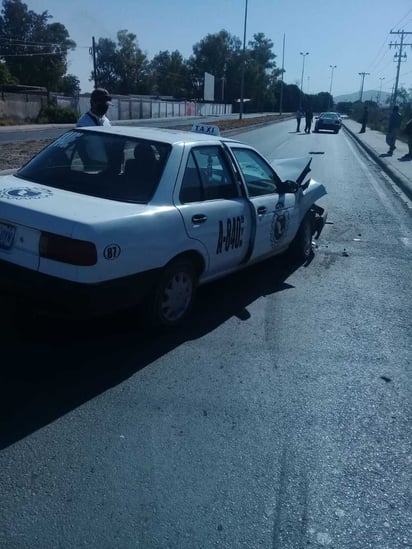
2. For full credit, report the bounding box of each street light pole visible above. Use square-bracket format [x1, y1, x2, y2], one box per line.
[300, 52, 309, 108]
[377, 77, 385, 105]
[329, 64, 337, 109]
[239, 0, 248, 120]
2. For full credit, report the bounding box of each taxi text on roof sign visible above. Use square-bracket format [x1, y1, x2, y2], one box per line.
[191, 124, 220, 136]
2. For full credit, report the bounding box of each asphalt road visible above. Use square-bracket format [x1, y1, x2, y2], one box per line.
[0, 119, 411, 549]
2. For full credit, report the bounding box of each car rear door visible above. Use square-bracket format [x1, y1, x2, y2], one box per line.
[175, 144, 252, 278]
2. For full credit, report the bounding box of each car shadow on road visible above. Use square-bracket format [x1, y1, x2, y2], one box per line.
[0, 254, 302, 449]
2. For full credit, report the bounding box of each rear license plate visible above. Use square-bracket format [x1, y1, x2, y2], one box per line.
[0, 222, 16, 250]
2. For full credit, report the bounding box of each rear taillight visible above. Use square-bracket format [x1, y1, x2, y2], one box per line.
[40, 232, 97, 266]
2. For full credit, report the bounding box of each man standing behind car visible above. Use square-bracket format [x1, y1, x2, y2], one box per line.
[399, 117, 412, 161]
[385, 105, 402, 155]
[77, 88, 112, 127]
[304, 108, 313, 133]
[296, 109, 303, 132]
[359, 105, 368, 133]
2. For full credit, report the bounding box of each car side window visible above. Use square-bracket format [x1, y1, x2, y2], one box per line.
[179, 146, 239, 203]
[230, 148, 278, 197]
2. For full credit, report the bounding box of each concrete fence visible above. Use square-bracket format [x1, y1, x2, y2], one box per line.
[0, 90, 232, 122]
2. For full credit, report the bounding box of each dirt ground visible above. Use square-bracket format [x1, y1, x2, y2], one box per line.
[0, 114, 288, 171]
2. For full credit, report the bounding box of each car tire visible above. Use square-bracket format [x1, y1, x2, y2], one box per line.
[289, 212, 314, 262]
[149, 257, 197, 327]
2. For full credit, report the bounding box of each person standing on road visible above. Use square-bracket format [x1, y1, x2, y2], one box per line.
[304, 108, 313, 133]
[359, 105, 368, 133]
[296, 109, 303, 132]
[385, 105, 402, 155]
[77, 88, 112, 127]
[399, 117, 412, 160]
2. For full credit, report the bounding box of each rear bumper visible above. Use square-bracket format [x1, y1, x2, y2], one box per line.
[0, 259, 161, 317]
[316, 124, 340, 131]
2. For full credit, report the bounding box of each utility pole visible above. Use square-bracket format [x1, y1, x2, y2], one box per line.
[328, 65, 337, 109]
[279, 33, 285, 115]
[89, 36, 97, 88]
[389, 30, 412, 106]
[239, 0, 248, 120]
[358, 72, 370, 102]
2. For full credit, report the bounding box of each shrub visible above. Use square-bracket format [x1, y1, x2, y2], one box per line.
[36, 104, 77, 124]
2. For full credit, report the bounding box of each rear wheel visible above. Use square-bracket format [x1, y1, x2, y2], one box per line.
[289, 212, 314, 262]
[149, 258, 197, 327]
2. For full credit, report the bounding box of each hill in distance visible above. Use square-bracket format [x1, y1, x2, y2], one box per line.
[334, 90, 391, 104]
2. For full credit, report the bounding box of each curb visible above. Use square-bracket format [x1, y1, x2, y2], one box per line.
[342, 123, 412, 202]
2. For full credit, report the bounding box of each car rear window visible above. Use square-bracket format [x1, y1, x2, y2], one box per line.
[16, 130, 172, 203]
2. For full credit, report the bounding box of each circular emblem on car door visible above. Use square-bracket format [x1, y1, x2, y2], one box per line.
[270, 211, 290, 247]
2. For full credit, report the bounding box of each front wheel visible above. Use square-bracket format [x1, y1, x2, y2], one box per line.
[149, 258, 197, 327]
[289, 213, 314, 262]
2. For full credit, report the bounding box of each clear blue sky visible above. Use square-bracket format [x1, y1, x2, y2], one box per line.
[24, 0, 412, 98]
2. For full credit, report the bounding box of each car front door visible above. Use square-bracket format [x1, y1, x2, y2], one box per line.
[228, 146, 298, 262]
[175, 145, 252, 278]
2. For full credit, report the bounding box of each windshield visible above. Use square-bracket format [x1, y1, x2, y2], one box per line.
[16, 130, 172, 203]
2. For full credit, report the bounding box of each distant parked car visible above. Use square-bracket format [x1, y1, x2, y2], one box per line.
[314, 112, 342, 134]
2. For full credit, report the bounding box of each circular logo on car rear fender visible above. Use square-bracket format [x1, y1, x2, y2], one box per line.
[103, 244, 121, 260]
[0, 187, 53, 200]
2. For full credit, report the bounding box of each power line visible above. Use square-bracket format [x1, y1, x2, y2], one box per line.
[0, 52, 63, 57]
[0, 36, 62, 47]
[392, 8, 412, 28]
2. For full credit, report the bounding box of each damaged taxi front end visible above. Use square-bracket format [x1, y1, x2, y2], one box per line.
[271, 155, 328, 242]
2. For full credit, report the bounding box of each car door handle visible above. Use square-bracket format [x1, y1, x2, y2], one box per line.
[257, 206, 267, 214]
[191, 214, 208, 223]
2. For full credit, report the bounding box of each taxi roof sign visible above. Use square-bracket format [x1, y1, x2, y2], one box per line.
[191, 123, 220, 136]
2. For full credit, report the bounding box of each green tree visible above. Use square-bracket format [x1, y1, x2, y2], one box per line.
[93, 30, 149, 94]
[246, 33, 280, 111]
[275, 82, 301, 112]
[189, 30, 242, 102]
[92, 37, 117, 91]
[309, 92, 332, 112]
[56, 73, 80, 96]
[396, 86, 412, 107]
[149, 50, 191, 97]
[0, 61, 16, 84]
[335, 101, 353, 115]
[115, 30, 149, 94]
[0, 0, 75, 89]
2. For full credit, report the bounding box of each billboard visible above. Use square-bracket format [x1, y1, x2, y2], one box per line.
[204, 72, 215, 101]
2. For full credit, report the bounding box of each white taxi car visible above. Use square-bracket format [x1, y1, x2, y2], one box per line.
[0, 124, 327, 327]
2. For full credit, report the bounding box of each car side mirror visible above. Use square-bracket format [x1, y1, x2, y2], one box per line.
[278, 180, 299, 193]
